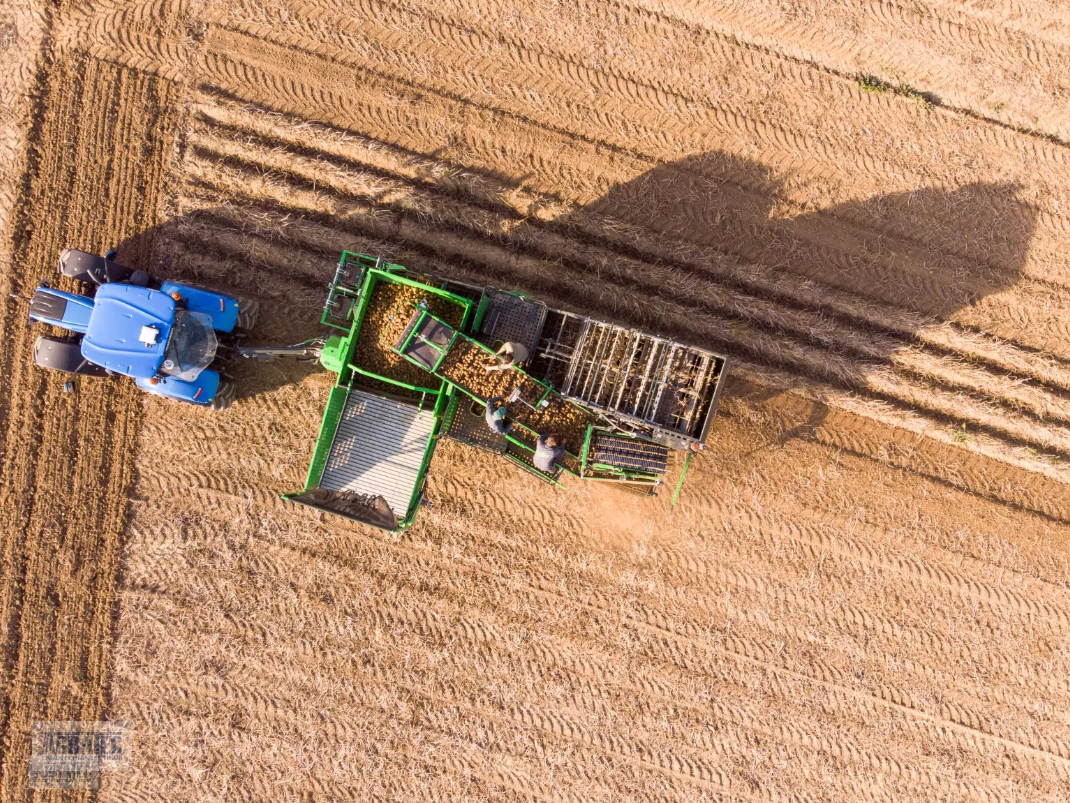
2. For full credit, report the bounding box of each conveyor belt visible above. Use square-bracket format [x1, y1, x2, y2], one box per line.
[590, 433, 669, 474]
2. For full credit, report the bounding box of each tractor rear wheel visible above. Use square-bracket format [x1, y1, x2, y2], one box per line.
[211, 378, 236, 411]
[33, 335, 108, 377]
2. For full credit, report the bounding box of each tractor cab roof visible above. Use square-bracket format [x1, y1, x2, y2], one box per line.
[81, 284, 176, 378]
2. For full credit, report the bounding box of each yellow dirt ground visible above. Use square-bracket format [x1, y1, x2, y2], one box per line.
[2, 0, 1070, 800]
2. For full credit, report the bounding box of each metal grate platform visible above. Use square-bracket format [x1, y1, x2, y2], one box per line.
[444, 395, 507, 454]
[319, 390, 436, 517]
[590, 434, 669, 474]
[478, 289, 547, 354]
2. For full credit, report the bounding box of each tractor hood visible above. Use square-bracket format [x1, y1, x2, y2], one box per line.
[81, 284, 175, 378]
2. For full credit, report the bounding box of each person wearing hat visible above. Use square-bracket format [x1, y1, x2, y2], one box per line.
[485, 396, 514, 435]
[533, 433, 565, 472]
[485, 341, 530, 371]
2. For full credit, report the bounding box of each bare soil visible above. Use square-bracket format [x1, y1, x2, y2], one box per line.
[3, 0, 1070, 801]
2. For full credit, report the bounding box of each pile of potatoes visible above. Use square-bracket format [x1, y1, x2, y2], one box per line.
[352, 281, 466, 394]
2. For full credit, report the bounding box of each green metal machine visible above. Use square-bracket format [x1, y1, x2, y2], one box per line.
[283, 252, 728, 532]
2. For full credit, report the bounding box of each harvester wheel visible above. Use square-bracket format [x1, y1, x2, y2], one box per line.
[235, 297, 260, 332]
[211, 378, 236, 411]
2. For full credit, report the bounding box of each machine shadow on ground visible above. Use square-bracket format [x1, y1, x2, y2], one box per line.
[571, 150, 1038, 444]
[95, 150, 1036, 422]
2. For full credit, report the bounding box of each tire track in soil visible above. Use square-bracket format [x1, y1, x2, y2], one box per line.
[144, 453, 1070, 668]
[55, 0, 1070, 270]
[109, 682, 509, 803]
[424, 478, 1070, 713]
[425, 463, 1070, 643]
[230, 0, 1070, 184]
[119, 524, 1068, 800]
[53, 0, 197, 83]
[115, 572, 983, 803]
[418, 504, 1070, 756]
[148, 676, 688, 803]
[212, 11, 1070, 252]
[117, 587, 693, 801]
[292, 0, 1070, 181]
[0, 54, 180, 801]
[124, 469, 1070, 780]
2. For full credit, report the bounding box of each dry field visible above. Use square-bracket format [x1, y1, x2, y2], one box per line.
[3, 0, 1070, 800]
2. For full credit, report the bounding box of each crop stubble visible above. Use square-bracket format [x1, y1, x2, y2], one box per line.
[4, 0, 1070, 800]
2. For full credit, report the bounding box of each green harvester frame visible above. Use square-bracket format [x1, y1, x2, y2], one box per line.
[288, 251, 715, 532]
[285, 253, 474, 531]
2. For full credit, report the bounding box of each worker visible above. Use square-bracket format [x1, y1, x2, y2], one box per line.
[485, 341, 530, 371]
[485, 396, 514, 435]
[533, 433, 565, 473]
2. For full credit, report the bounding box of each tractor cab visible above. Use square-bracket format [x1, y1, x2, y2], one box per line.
[159, 311, 218, 381]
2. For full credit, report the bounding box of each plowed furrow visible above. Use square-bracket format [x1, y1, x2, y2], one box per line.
[175, 184, 1070, 504]
[122, 519, 1070, 793]
[0, 54, 179, 801]
[172, 179, 1070, 522]
[184, 120, 1070, 429]
[424, 479, 1070, 711]
[190, 47, 1070, 358]
[205, 8, 1070, 262]
[118, 536, 1039, 801]
[138, 485, 1070, 769]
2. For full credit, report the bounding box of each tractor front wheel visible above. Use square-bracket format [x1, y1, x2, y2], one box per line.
[211, 378, 236, 411]
[235, 297, 260, 332]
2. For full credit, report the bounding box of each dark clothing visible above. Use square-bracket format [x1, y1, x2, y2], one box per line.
[534, 434, 564, 472]
[485, 396, 512, 434]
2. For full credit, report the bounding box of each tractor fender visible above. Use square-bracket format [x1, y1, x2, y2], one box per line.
[29, 288, 94, 334]
[58, 248, 149, 286]
[135, 369, 221, 406]
[33, 335, 109, 377]
[160, 281, 240, 333]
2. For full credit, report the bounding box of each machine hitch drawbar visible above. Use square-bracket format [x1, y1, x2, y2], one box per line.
[233, 338, 325, 362]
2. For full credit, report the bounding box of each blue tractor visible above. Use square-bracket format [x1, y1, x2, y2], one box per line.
[27, 249, 260, 410]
